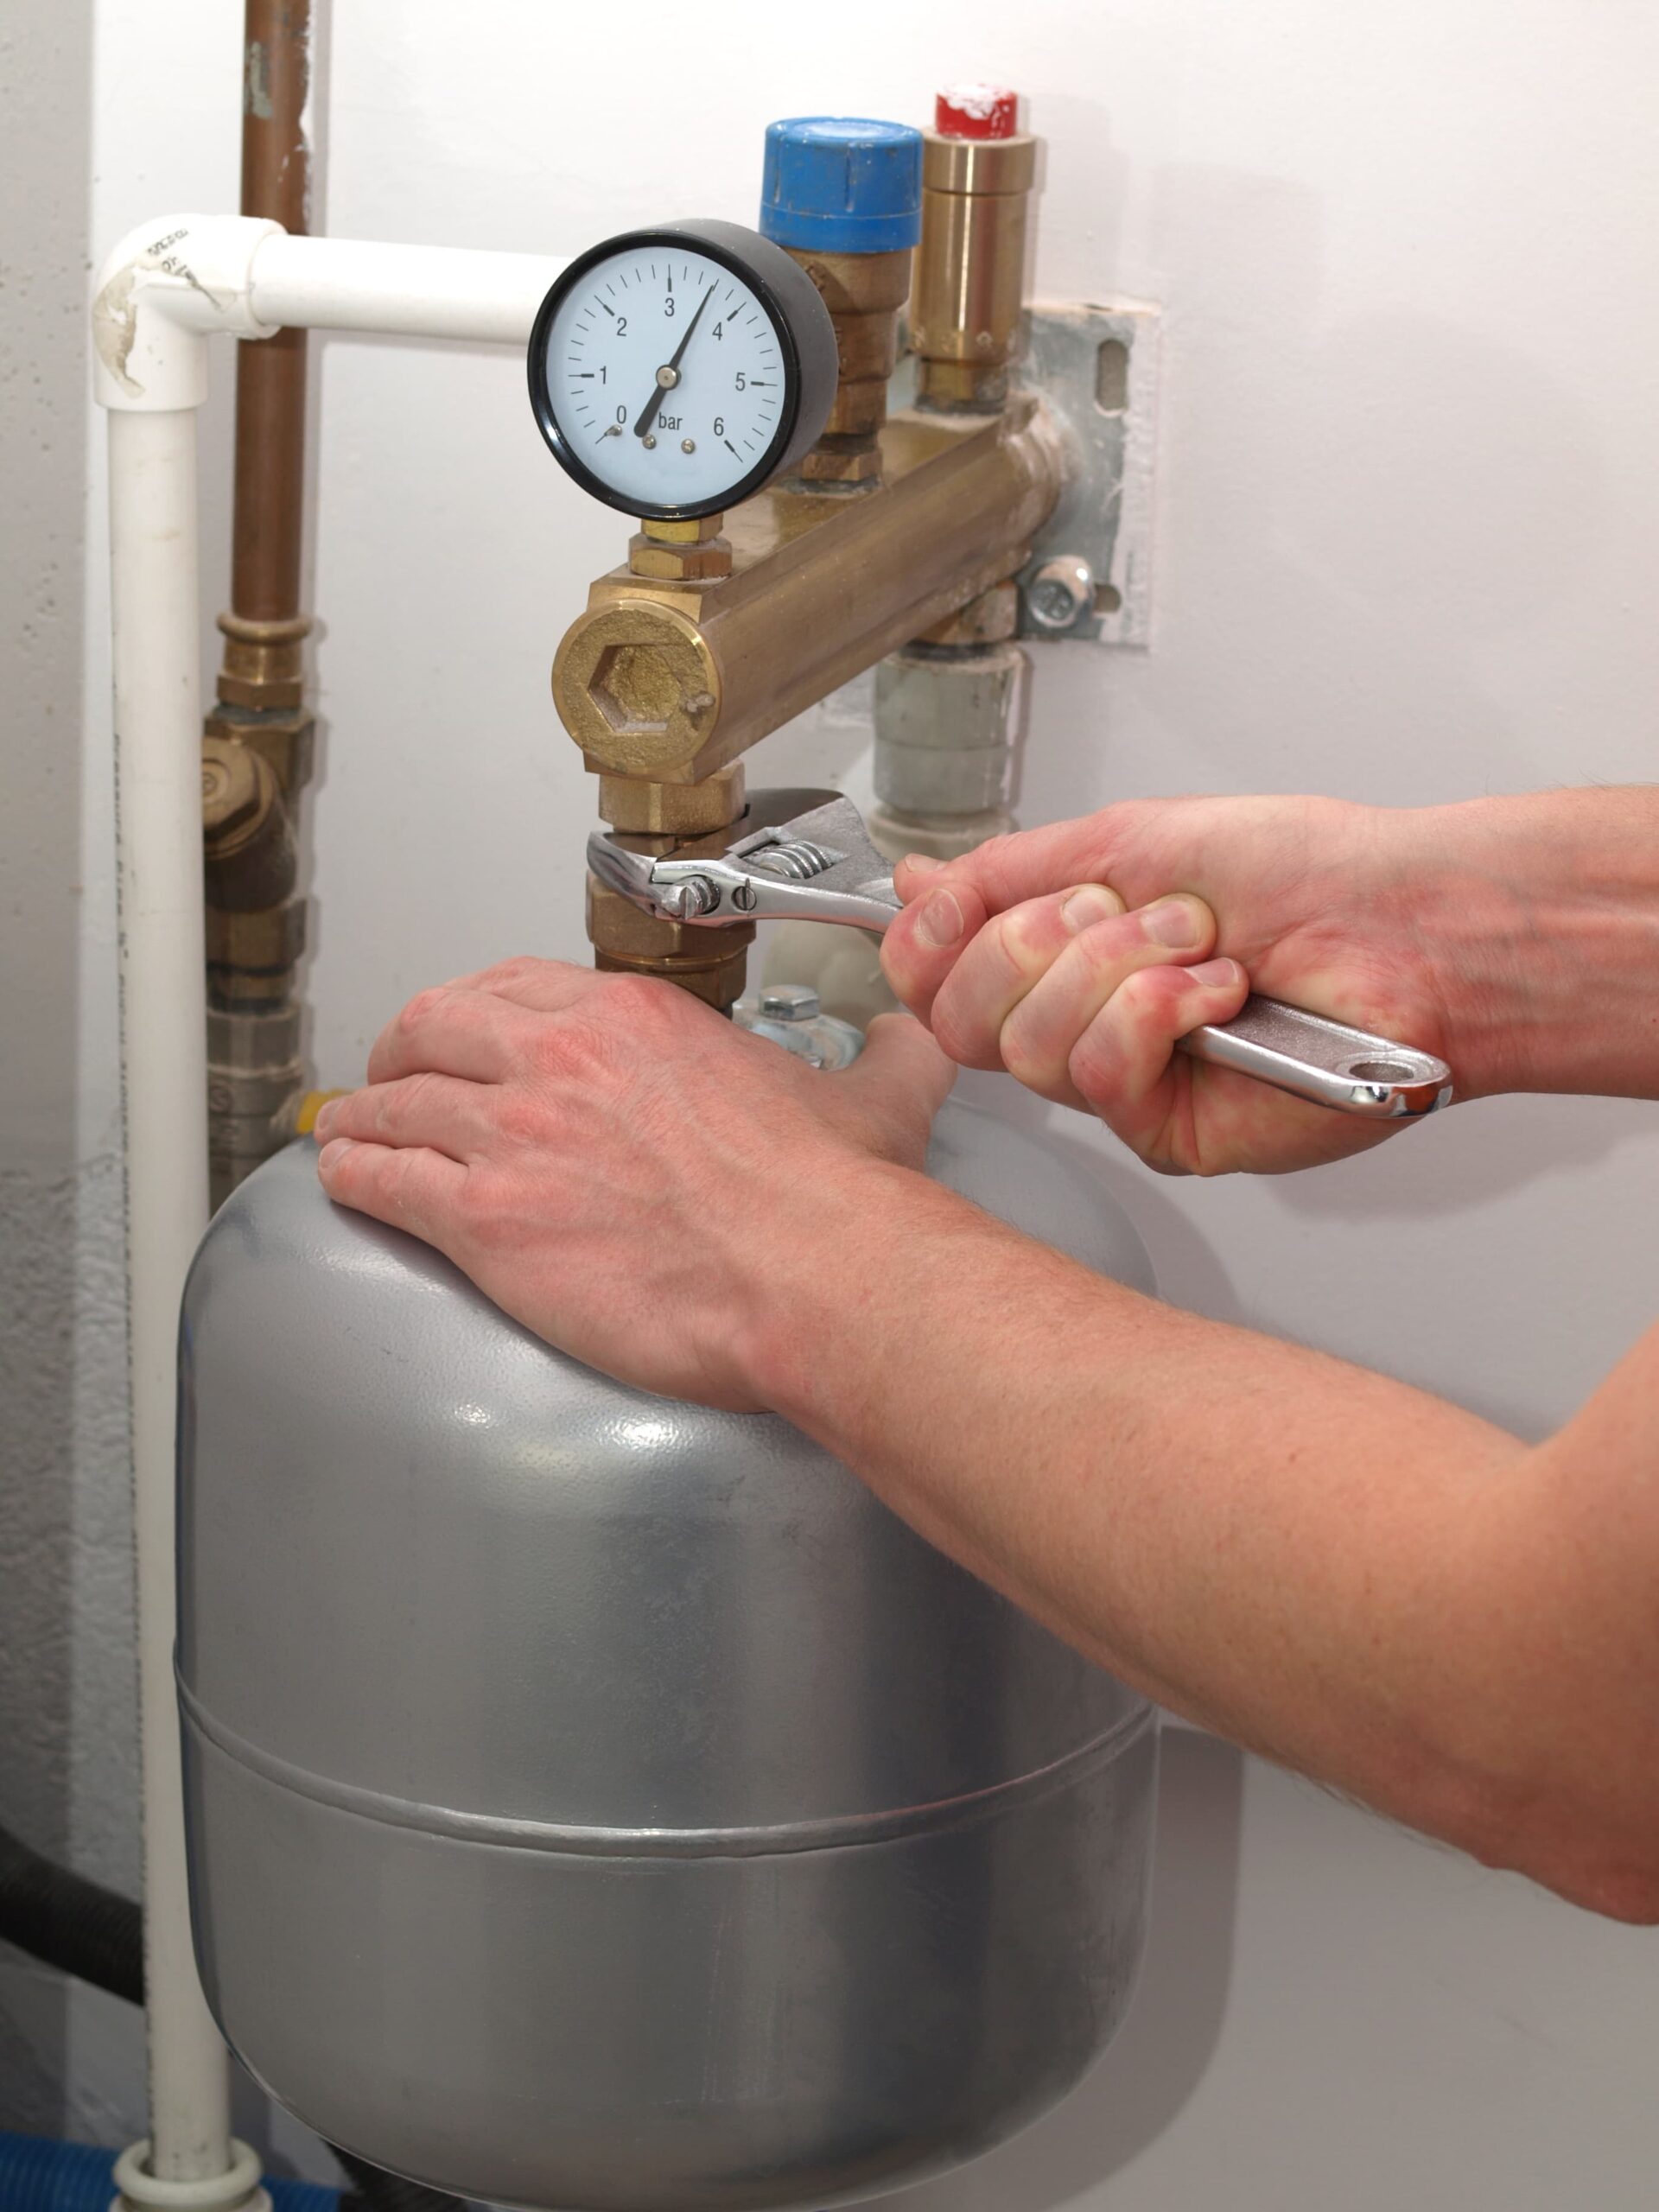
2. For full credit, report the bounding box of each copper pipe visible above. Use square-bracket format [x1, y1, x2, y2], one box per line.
[205, 0, 317, 1209]
[230, 0, 311, 641]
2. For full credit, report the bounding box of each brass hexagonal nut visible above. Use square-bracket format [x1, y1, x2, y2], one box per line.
[597, 765, 746, 836]
[594, 950, 750, 1012]
[553, 599, 722, 775]
[204, 897, 307, 972]
[627, 532, 734, 582]
[200, 737, 269, 843]
[797, 441, 881, 484]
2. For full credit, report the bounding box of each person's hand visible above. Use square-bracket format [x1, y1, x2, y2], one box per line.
[314, 960, 954, 1408]
[881, 794, 1464, 1176]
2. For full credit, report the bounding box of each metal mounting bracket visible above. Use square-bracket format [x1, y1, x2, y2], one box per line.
[1012, 299, 1161, 646]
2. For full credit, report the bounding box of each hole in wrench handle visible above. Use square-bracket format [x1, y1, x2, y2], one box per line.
[1177, 996, 1453, 1118]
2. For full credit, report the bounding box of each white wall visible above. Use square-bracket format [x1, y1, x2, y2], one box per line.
[4, 0, 1658, 2198]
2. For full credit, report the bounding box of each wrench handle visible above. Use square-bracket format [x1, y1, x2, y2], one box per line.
[1177, 995, 1452, 1118]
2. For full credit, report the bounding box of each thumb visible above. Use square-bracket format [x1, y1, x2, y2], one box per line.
[833, 1013, 957, 1162]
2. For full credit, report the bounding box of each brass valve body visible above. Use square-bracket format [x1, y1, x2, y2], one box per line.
[909, 131, 1038, 413]
[783, 246, 913, 486]
[201, 734, 303, 1007]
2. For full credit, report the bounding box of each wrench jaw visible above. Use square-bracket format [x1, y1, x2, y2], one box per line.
[586, 793, 903, 932]
[585, 836, 663, 912]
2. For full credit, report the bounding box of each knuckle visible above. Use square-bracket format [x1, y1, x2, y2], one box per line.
[970, 830, 1020, 887]
[1067, 1019, 1126, 1103]
[997, 1016, 1052, 1089]
[1071, 912, 1139, 975]
[988, 903, 1055, 980]
[396, 983, 450, 1040]
[491, 1090, 545, 1148]
[1116, 963, 1185, 1024]
[1001, 1046, 1069, 1103]
[1144, 1148, 1194, 1179]
[399, 1068, 445, 1117]
[927, 995, 986, 1068]
[478, 954, 546, 989]
[383, 1146, 421, 1199]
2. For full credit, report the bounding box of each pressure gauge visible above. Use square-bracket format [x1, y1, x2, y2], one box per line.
[527, 219, 838, 521]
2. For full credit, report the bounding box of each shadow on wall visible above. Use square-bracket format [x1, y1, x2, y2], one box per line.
[1007, 1058, 1658, 1243]
[0, 0, 103, 2143]
[890, 1730, 1244, 2212]
[1273, 1090, 1658, 1221]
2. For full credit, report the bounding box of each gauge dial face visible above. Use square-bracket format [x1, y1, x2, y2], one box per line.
[531, 238, 798, 518]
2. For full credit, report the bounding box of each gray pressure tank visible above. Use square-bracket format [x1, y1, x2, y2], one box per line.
[178, 1096, 1160, 2212]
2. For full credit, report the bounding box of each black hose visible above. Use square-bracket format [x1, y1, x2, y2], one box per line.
[0, 1821, 143, 2006]
[0, 1820, 463, 2212]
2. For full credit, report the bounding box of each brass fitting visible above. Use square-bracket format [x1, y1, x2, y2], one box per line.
[910, 130, 1038, 413]
[597, 764, 746, 836]
[553, 398, 1061, 784]
[628, 520, 734, 582]
[639, 515, 725, 544]
[207, 1003, 306, 1210]
[784, 247, 912, 485]
[202, 737, 297, 913]
[203, 731, 304, 1008]
[203, 700, 315, 798]
[202, 736, 269, 843]
[214, 610, 311, 709]
[588, 822, 754, 1011]
[204, 899, 308, 1005]
[558, 600, 723, 779]
[589, 767, 753, 1003]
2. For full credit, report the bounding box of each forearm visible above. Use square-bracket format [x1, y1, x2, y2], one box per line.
[1403, 787, 1659, 1099]
[740, 1156, 1645, 1901]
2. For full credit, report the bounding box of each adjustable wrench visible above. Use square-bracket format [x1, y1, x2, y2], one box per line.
[588, 791, 1453, 1119]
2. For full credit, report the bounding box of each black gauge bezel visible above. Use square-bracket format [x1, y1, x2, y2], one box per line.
[527, 223, 808, 523]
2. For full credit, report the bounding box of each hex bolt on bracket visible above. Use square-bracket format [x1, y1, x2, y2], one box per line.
[1012, 301, 1162, 645]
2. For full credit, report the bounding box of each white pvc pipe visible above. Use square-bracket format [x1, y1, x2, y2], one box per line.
[106, 407, 233, 2189]
[250, 232, 563, 343]
[98, 217, 568, 2211]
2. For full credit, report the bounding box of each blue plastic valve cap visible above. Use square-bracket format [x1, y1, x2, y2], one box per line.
[760, 117, 924, 255]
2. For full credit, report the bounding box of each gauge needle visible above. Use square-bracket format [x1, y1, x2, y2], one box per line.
[632, 281, 717, 438]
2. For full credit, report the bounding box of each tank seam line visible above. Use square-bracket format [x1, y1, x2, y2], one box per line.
[177, 1674, 1156, 1859]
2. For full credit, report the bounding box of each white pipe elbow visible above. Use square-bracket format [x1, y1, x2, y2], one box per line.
[92, 214, 283, 412]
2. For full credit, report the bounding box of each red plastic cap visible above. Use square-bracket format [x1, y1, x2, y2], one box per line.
[934, 86, 1020, 140]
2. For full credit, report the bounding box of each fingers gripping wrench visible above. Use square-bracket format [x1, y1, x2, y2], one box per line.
[587, 791, 1454, 1119]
